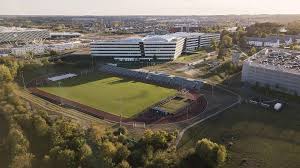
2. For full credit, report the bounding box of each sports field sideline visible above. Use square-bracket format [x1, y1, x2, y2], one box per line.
[39, 73, 177, 118]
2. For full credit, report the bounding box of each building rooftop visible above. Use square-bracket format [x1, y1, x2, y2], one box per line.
[246, 35, 300, 43]
[246, 48, 300, 75]
[50, 32, 81, 36]
[92, 32, 219, 44]
[0, 26, 46, 33]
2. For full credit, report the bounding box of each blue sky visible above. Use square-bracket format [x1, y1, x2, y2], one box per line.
[1, 0, 300, 15]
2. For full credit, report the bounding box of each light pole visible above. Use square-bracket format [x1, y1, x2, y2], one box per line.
[58, 81, 63, 105]
[119, 98, 123, 126]
[211, 84, 214, 98]
[21, 71, 26, 90]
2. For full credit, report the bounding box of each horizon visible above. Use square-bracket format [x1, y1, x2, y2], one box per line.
[1, 14, 300, 17]
[2, 0, 300, 16]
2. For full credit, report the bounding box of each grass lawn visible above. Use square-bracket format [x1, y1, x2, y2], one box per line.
[177, 103, 300, 168]
[160, 98, 190, 113]
[175, 51, 208, 63]
[39, 73, 177, 118]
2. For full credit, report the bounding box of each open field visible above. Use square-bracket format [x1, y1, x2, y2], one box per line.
[38, 73, 177, 118]
[174, 51, 209, 63]
[177, 103, 300, 168]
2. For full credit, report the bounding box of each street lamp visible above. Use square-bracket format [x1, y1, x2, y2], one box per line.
[58, 81, 63, 105]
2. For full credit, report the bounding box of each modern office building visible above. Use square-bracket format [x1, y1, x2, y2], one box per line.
[0, 26, 50, 44]
[242, 48, 300, 95]
[90, 33, 220, 61]
[168, 32, 220, 53]
[90, 34, 185, 61]
[50, 32, 81, 39]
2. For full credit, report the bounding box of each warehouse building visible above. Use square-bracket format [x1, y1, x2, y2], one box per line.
[11, 41, 83, 57]
[242, 48, 300, 95]
[0, 26, 50, 44]
[90, 33, 220, 61]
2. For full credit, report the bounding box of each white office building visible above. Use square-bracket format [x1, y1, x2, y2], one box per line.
[166, 32, 220, 53]
[91, 35, 185, 61]
[0, 26, 50, 44]
[90, 33, 220, 61]
[242, 48, 300, 95]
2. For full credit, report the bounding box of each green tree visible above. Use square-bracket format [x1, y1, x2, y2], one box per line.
[7, 127, 30, 159]
[195, 138, 227, 168]
[221, 35, 233, 48]
[32, 115, 49, 137]
[146, 151, 177, 168]
[0, 65, 13, 83]
[116, 160, 131, 168]
[100, 141, 117, 158]
[9, 153, 35, 168]
[113, 126, 128, 136]
[49, 147, 77, 168]
[210, 39, 218, 51]
[248, 47, 257, 56]
[114, 145, 130, 163]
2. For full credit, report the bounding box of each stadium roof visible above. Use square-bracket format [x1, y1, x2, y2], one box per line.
[50, 32, 81, 36]
[0, 26, 46, 33]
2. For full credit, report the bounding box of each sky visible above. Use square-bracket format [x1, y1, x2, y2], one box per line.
[1, 0, 300, 15]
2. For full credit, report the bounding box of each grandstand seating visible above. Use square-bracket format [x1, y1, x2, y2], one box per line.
[99, 65, 203, 91]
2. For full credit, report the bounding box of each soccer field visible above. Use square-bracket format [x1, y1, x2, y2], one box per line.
[39, 73, 177, 118]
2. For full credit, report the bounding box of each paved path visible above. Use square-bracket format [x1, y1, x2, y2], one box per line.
[175, 81, 242, 147]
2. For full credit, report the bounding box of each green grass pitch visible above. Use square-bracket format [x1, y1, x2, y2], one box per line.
[159, 98, 190, 113]
[39, 73, 177, 118]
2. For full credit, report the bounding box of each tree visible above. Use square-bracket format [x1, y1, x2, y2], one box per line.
[0, 58, 20, 78]
[210, 39, 218, 51]
[100, 141, 118, 158]
[146, 151, 177, 168]
[246, 22, 282, 37]
[0, 65, 13, 83]
[49, 147, 77, 168]
[221, 35, 233, 48]
[32, 115, 49, 137]
[80, 143, 92, 159]
[9, 153, 35, 168]
[7, 127, 30, 159]
[116, 160, 131, 168]
[114, 145, 130, 163]
[142, 130, 174, 151]
[113, 126, 128, 136]
[248, 47, 257, 56]
[49, 50, 58, 56]
[195, 138, 227, 168]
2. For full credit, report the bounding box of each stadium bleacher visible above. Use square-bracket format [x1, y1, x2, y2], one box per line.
[99, 65, 203, 91]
